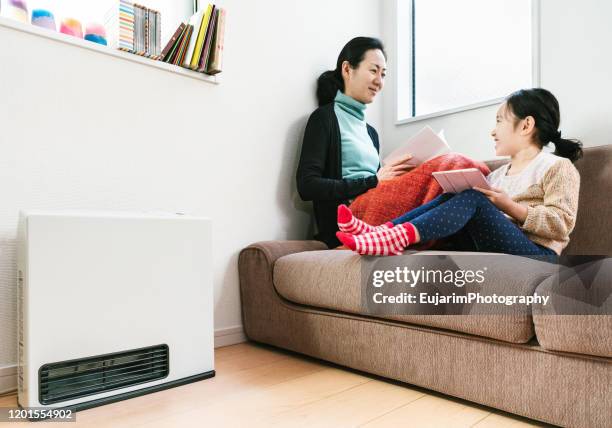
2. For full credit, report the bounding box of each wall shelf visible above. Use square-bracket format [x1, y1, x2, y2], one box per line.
[0, 16, 220, 84]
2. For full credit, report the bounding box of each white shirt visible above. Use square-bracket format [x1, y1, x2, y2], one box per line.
[487, 151, 563, 198]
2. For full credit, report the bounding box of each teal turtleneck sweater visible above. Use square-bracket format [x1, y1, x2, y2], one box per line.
[334, 90, 379, 180]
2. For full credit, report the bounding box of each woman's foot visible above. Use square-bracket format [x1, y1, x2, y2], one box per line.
[337, 204, 393, 235]
[336, 223, 416, 256]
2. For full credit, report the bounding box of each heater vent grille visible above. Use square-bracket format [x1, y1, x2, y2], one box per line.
[39, 345, 169, 404]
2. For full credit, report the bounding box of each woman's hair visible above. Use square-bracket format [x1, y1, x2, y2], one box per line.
[505, 88, 583, 162]
[316, 37, 387, 107]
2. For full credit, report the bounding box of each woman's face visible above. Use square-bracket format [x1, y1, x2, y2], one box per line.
[491, 103, 526, 157]
[342, 49, 386, 104]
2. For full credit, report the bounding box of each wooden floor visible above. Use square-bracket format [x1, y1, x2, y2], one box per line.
[0, 342, 547, 427]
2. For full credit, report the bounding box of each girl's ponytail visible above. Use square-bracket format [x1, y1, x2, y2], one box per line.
[506, 88, 584, 163]
[316, 69, 343, 107]
[552, 132, 583, 162]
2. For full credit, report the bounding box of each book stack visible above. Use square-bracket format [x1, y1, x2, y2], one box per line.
[160, 4, 226, 75]
[105, 0, 162, 59]
[104, 0, 134, 52]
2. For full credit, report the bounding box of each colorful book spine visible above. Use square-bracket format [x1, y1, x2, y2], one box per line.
[206, 8, 225, 75]
[175, 25, 194, 65]
[197, 7, 218, 73]
[182, 8, 205, 68]
[155, 10, 161, 58]
[160, 23, 186, 61]
[104, 0, 135, 52]
[189, 4, 214, 70]
[165, 24, 189, 64]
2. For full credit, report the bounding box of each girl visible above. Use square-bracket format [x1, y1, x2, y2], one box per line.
[336, 88, 582, 257]
[296, 37, 414, 248]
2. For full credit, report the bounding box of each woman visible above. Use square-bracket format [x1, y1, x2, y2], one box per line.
[336, 88, 582, 257]
[296, 37, 413, 248]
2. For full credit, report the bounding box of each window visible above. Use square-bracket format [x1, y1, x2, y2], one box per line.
[396, 0, 539, 122]
[0, 0, 196, 46]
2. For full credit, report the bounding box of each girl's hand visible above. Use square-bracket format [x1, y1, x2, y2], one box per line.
[473, 186, 528, 223]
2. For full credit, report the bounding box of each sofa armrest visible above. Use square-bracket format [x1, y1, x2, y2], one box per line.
[240, 240, 329, 270]
[238, 240, 328, 342]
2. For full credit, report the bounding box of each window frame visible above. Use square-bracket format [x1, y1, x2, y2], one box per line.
[394, 0, 542, 125]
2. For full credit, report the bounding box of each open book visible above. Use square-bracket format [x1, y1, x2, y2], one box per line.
[432, 168, 491, 193]
[383, 126, 451, 166]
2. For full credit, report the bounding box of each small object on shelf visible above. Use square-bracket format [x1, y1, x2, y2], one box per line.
[84, 23, 107, 45]
[60, 17, 83, 38]
[8, 0, 28, 23]
[31, 9, 56, 31]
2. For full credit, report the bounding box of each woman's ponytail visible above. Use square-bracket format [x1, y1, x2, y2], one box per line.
[316, 37, 387, 107]
[552, 132, 583, 162]
[506, 88, 584, 163]
[316, 69, 343, 107]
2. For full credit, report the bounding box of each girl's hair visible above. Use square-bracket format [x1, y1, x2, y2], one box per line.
[316, 37, 387, 107]
[505, 88, 583, 162]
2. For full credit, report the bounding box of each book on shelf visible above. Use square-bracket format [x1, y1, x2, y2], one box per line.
[174, 24, 194, 66]
[206, 8, 226, 75]
[196, 7, 218, 72]
[104, 0, 135, 52]
[160, 23, 186, 61]
[164, 24, 189, 64]
[105, 0, 161, 59]
[189, 4, 215, 70]
[182, 9, 205, 68]
[163, 3, 226, 75]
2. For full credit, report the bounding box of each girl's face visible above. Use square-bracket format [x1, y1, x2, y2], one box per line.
[342, 49, 386, 104]
[491, 103, 529, 157]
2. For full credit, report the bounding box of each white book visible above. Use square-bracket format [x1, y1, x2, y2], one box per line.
[104, 0, 135, 52]
[183, 9, 205, 67]
[383, 126, 451, 166]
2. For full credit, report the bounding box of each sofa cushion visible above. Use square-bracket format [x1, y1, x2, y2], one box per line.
[532, 258, 612, 357]
[273, 249, 556, 344]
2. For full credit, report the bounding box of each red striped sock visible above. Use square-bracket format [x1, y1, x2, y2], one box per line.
[336, 223, 416, 256]
[337, 204, 393, 235]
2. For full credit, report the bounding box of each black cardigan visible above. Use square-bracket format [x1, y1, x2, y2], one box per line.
[296, 103, 380, 248]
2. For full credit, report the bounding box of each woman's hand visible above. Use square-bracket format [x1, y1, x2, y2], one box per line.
[377, 154, 416, 181]
[473, 186, 528, 223]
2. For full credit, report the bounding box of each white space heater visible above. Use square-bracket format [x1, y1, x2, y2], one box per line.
[16, 210, 214, 413]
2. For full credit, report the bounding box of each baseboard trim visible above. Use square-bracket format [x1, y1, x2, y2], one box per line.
[0, 365, 17, 395]
[0, 325, 247, 396]
[214, 325, 247, 348]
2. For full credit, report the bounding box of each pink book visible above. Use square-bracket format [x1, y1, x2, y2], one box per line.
[432, 168, 491, 193]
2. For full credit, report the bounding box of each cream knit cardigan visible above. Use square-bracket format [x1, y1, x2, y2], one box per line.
[487, 152, 580, 255]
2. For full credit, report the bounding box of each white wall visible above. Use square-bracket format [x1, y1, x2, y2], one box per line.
[380, 0, 612, 159]
[0, 0, 382, 366]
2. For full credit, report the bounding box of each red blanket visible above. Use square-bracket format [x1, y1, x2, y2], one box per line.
[349, 153, 491, 234]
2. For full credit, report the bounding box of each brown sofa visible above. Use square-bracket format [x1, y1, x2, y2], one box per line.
[238, 145, 612, 428]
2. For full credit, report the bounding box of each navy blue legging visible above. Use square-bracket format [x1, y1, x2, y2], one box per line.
[390, 190, 557, 256]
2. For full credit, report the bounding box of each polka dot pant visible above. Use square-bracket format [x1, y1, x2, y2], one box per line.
[391, 190, 556, 256]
